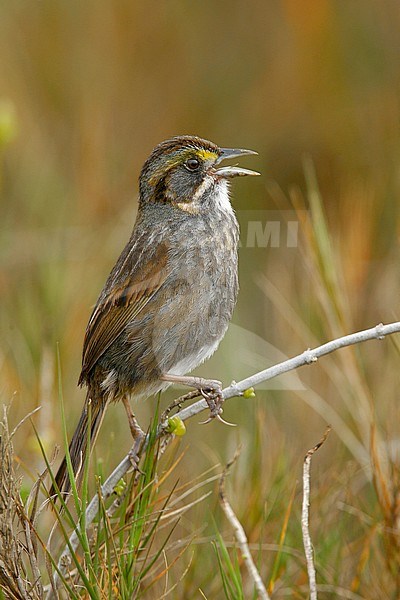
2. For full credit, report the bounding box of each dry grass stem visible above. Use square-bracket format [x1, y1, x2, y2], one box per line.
[302, 426, 332, 600]
[0, 406, 43, 600]
[219, 447, 270, 600]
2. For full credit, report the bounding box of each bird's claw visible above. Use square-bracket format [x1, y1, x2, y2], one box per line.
[216, 413, 237, 427]
[199, 415, 213, 425]
[128, 448, 145, 476]
[198, 386, 235, 426]
[200, 412, 237, 426]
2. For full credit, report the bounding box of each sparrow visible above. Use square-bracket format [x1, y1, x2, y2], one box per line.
[52, 135, 259, 497]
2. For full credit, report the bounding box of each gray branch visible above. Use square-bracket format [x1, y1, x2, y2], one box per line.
[176, 321, 398, 421]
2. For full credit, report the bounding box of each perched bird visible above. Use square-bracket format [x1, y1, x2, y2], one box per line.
[52, 135, 259, 497]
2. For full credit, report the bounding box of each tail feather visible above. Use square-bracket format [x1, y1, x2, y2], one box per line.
[50, 393, 107, 500]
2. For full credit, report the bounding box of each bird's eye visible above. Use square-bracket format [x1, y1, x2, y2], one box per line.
[185, 158, 200, 171]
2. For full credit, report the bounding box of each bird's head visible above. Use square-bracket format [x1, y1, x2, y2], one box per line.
[139, 135, 259, 214]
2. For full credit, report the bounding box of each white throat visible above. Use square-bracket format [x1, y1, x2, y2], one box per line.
[213, 180, 233, 216]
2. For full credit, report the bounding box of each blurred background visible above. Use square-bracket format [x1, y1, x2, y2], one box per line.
[1, 0, 400, 597]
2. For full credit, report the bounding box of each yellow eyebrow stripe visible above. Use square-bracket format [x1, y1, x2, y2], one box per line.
[195, 148, 219, 161]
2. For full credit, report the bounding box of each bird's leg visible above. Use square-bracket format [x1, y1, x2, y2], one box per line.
[160, 373, 227, 423]
[122, 396, 144, 440]
[122, 397, 145, 472]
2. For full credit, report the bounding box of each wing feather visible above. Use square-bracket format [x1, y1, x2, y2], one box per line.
[79, 241, 168, 382]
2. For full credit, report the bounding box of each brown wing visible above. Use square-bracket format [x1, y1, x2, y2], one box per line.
[79, 242, 168, 383]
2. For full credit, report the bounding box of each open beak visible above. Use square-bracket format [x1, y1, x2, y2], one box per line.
[215, 147, 260, 178]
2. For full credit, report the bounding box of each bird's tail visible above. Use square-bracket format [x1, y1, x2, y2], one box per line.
[50, 391, 107, 501]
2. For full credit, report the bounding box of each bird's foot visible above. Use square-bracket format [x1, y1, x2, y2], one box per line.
[160, 373, 235, 426]
[127, 429, 146, 481]
[198, 383, 235, 427]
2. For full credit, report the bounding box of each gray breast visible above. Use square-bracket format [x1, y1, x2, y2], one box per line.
[156, 195, 239, 375]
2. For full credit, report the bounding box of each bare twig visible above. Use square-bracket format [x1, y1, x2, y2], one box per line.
[218, 447, 270, 600]
[176, 321, 399, 421]
[302, 426, 332, 600]
[50, 320, 400, 595]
